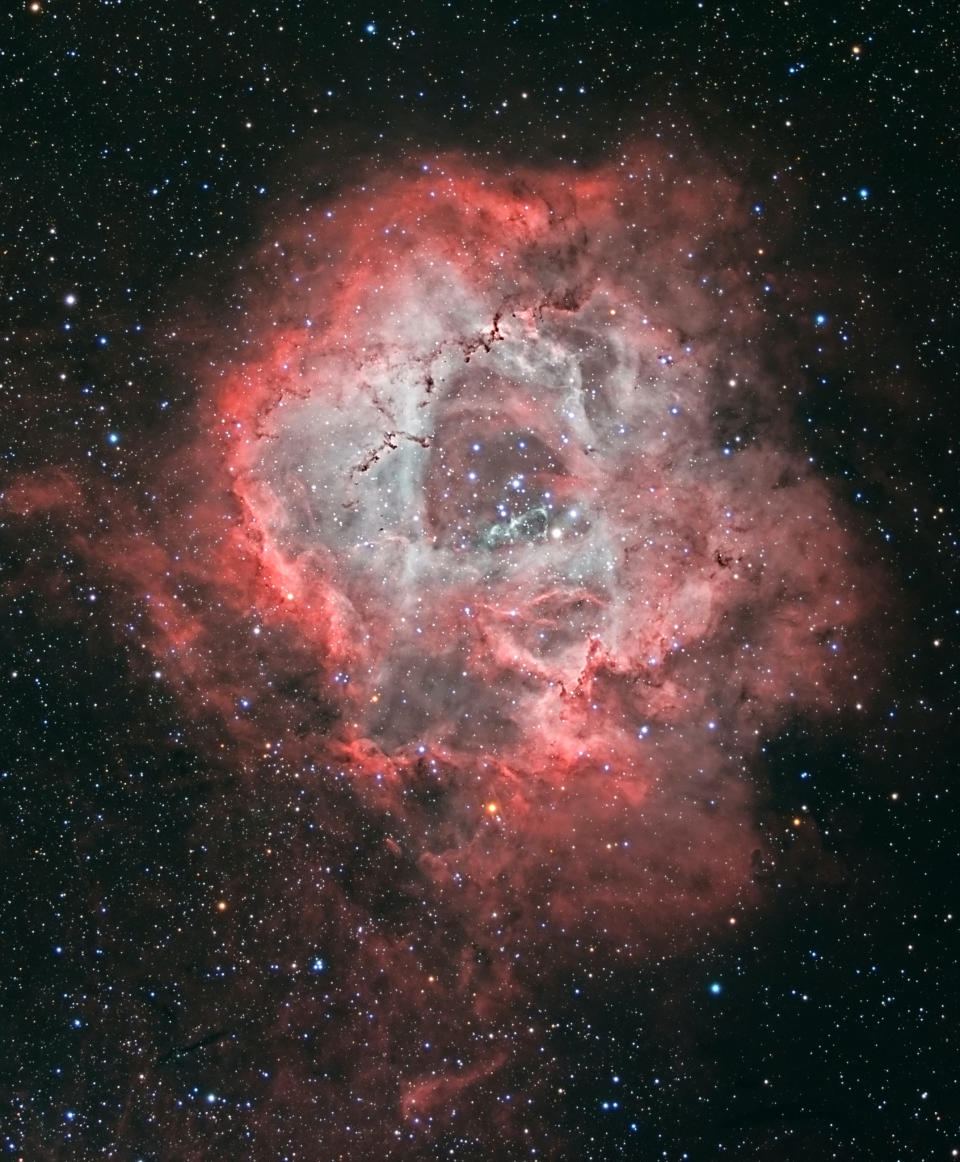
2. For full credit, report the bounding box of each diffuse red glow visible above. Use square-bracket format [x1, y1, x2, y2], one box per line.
[9, 146, 882, 1156]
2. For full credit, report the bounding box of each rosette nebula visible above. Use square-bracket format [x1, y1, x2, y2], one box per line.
[11, 149, 882, 1157]
[215, 152, 871, 905]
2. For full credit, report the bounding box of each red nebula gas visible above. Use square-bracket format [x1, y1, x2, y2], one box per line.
[8, 145, 881, 1156]
[203, 149, 872, 942]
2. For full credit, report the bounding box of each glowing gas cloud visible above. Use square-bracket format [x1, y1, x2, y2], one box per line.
[209, 147, 871, 921]
[10, 146, 881, 1156]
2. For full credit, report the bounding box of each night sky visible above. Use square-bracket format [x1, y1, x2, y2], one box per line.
[2, 2, 958, 1160]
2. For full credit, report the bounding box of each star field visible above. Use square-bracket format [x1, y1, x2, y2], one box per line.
[1, 2, 958, 1160]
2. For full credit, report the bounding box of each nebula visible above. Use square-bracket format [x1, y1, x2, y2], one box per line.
[8, 146, 881, 1156]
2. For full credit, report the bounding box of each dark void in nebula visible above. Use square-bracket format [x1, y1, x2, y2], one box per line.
[9, 147, 886, 1157]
